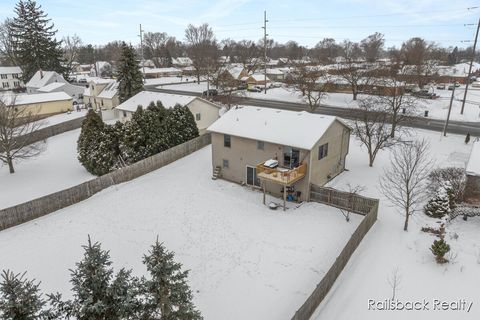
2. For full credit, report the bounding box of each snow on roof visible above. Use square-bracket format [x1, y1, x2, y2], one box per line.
[97, 81, 118, 99]
[466, 141, 480, 176]
[266, 68, 284, 75]
[207, 106, 343, 150]
[26, 71, 66, 89]
[437, 62, 480, 77]
[143, 67, 181, 74]
[37, 82, 67, 92]
[115, 91, 196, 112]
[88, 77, 113, 85]
[249, 74, 271, 81]
[1, 92, 71, 106]
[0, 66, 22, 74]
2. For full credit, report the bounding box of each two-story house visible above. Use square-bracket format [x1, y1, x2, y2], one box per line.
[207, 106, 351, 209]
[0, 66, 23, 91]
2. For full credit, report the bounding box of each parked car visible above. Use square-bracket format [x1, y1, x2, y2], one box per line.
[237, 84, 247, 90]
[247, 87, 262, 92]
[436, 83, 446, 90]
[202, 89, 218, 96]
[412, 90, 438, 99]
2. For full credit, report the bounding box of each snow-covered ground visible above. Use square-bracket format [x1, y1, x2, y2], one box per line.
[311, 129, 478, 320]
[157, 81, 214, 93]
[144, 76, 196, 86]
[0, 129, 93, 209]
[0, 145, 361, 320]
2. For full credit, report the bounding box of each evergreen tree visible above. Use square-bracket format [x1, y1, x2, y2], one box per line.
[49, 237, 141, 320]
[465, 132, 470, 144]
[447, 47, 459, 66]
[117, 42, 144, 103]
[0, 270, 46, 320]
[424, 185, 452, 218]
[119, 106, 151, 164]
[77, 111, 122, 176]
[9, 0, 65, 81]
[163, 104, 199, 148]
[141, 239, 202, 320]
[430, 238, 450, 264]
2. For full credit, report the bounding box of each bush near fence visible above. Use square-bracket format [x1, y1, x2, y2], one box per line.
[0, 133, 211, 231]
[291, 184, 379, 320]
[0, 116, 85, 153]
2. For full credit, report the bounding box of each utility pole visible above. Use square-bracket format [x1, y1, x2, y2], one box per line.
[139, 24, 145, 80]
[262, 10, 268, 94]
[461, 17, 480, 114]
[443, 85, 456, 136]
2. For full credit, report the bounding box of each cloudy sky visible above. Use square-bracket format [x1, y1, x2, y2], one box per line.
[0, 0, 478, 48]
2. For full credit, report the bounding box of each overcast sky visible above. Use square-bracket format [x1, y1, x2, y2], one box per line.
[0, 0, 478, 48]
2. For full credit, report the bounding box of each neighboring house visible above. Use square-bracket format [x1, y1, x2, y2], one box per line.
[172, 57, 193, 68]
[217, 66, 248, 85]
[26, 70, 67, 94]
[143, 67, 182, 78]
[3, 92, 73, 116]
[207, 106, 351, 206]
[37, 81, 85, 100]
[89, 61, 112, 77]
[465, 141, 480, 200]
[115, 91, 221, 134]
[241, 74, 271, 86]
[96, 81, 119, 109]
[265, 68, 285, 81]
[83, 78, 116, 110]
[0, 66, 23, 91]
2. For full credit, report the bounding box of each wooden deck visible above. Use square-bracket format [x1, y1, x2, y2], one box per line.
[256, 163, 307, 186]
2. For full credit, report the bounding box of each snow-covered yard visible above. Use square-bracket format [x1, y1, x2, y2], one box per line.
[311, 129, 478, 320]
[0, 129, 93, 209]
[157, 81, 213, 93]
[37, 109, 87, 129]
[0, 145, 362, 320]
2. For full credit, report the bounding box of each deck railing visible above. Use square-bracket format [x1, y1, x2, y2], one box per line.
[256, 163, 307, 185]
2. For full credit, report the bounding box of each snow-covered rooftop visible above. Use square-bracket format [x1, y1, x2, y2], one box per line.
[97, 81, 118, 99]
[143, 67, 182, 74]
[207, 106, 343, 150]
[26, 71, 66, 89]
[0, 66, 22, 75]
[466, 141, 480, 176]
[115, 91, 196, 112]
[1, 92, 72, 105]
[37, 82, 67, 93]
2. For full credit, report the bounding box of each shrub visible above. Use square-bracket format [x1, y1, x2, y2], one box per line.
[424, 185, 451, 218]
[430, 238, 450, 264]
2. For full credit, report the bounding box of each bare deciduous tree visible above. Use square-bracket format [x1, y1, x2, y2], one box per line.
[0, 96, 45, 174]
[387, 267, 402, 300]
[235, 40, 261, 73]
[143, 31, 168, 67]
[185, 23, 218, 83]
[380, 139, 433, 231]
[360, 32, 385, 63]
[63, 34, 82, 76]
[0, 18, 17, 66]
[352, 97, 398, 167]
[289, 65, 330, 112]
[339, 183, 366, 222]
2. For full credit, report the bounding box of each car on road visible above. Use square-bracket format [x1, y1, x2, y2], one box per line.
[412, 90, 438, 99]
[247, 87, 262, 92]
[436, 83, 446, 90]
[202, 89, 218, 96]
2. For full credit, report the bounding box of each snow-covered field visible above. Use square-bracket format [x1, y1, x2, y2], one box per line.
[144, 76, 195, 86]
[0, 129, 93, 209]
[37, 110, 87, 129]
[0, 145, 361, 320]
[311, 129, 478, 320]
[157, 81, 214, 93]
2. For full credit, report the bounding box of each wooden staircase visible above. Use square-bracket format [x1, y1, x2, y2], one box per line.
[212, 166, 222, 180]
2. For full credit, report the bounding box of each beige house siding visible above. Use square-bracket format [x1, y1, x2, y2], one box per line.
[308, 120, 350, 191]
[187, 99, 220, 134]
[211, 132, 311, 200]
[98, 95, 119, 110]
[17, 99, 72, 116]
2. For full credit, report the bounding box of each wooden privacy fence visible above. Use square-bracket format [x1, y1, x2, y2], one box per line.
[0, 133, 211, 231]
[310, 184, 378, 215]
[291, 185, 379, 320]
[0, 116, 85, 152]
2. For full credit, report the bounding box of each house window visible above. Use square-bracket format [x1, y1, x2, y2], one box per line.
[122, 110, 127, 118]
[0, 74, 7, 79]
[2, 82, 9, 88]
[257, 140, 264, 150]
[12, 74, 18, 79]
[195, 113, 201, 121]
[283, 146, 300, 169]
[223, 159, 229, 168]
[101, 99, 104, 106]
[13, 81, 20, 87]
[318, 143, 329, 160]
[224, 134, 231, 148]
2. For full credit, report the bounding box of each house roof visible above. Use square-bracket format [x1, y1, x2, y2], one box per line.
[0, 66, 22, 74]
[115, 91, 197, 112]
[97, 81, 118, 99]
[37, 82, 67, 92]
[248, 74, 270, 81]
[143, 67, 182, 74]
[207, 106, 345, 150]
[466, 141, 480, 176]
[1, 92, 71, 106]
[26, 71, 66, 89]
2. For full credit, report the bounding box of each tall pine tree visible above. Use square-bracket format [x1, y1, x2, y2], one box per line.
[9, 0, 65, 81]
[117, 42, 144, 103]
[141, 239, 202, 320]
